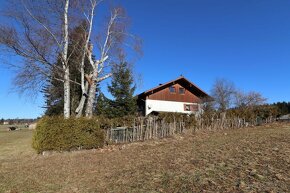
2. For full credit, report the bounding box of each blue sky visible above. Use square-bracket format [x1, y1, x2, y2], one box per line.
[1, 0, 290, 118]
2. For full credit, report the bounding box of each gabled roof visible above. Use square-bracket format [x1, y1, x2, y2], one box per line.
[137, 76, 212, 101]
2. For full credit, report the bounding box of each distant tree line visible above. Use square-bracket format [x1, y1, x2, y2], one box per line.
[273, 102, 290, 116]
[208, 78, 288, 119]
[0, 118, 37, 125]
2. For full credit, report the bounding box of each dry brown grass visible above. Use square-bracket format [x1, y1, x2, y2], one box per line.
[0, 123, 289, 193]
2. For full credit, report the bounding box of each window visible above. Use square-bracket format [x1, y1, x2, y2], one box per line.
[184, 104, 199, 111]
[184, 104, 190, 111]
[169, 86, 176, 93]
[179, 87, 185, 94]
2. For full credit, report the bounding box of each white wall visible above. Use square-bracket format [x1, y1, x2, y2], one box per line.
[145, 99, 201, 116]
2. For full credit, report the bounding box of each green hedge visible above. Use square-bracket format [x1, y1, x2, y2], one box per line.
[32, 117, 105, 153]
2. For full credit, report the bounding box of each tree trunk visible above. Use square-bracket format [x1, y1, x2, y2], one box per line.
[63, 67, 70, 118]
[85, 68, 98, 118]
[62, 0, 70, 119]
[75, 81, 89, 117]
[85, 78, 97, 118]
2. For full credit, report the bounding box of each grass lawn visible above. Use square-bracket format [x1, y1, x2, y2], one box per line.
[0, 123, 289, 193]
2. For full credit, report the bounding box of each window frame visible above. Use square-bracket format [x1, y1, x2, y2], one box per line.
[179, 87, 185, 95]
[169, 86, 176, 94]
[184, 104, 199, 111]
[184, 104, 191, 111]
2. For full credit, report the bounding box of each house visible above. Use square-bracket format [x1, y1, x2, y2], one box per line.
[137, 76, 211, 116]
[3, 121, 9, 125]
[277, 114, 290, 122]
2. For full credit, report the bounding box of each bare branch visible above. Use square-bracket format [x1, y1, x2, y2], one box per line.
[21, 0, 62, 49]
[97, 73, 112, 82]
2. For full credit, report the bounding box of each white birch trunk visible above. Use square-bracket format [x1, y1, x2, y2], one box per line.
[74, 1, 97, 117]
[77, 7, 126, 118]
[75, 81, 89, 117]
[85, 71, 97, 118]
[63, 67, 70, 118]
[84, 73, 112, 118]
[80, 2, 95, 94]
[63, 0, 70, 118]
[83, 10, 117, 118]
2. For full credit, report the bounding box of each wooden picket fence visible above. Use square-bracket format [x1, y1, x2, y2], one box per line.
[106, 116, 275, 144]
[106, 116, 185, 143]
[194, 115, 275, 131]
[194, 117, 273, 131]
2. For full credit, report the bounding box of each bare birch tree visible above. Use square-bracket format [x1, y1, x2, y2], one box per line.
[0, 0, 141, 118]
[0, 0, 72, 118]
[74, 2, 141, 118]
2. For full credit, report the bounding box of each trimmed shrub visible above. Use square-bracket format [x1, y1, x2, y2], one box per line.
[32, 117, 105, 153]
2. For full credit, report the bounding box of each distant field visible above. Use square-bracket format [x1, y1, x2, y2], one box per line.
[0, 123, 289, 192]
[0, 124, 28, 132]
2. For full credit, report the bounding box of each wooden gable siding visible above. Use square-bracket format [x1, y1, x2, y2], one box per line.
[147, 83, 201, 103]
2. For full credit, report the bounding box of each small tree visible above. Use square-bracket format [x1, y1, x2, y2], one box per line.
[107, 62, 136, 118]
[94, 91, 112, 117]
[211, 78, 236, 112]
[234, 90, 266, 109]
